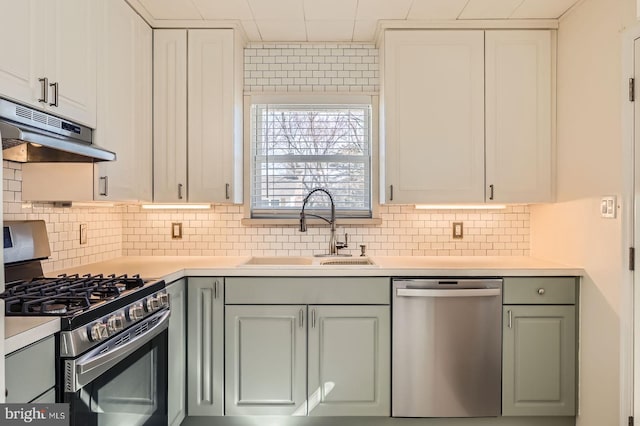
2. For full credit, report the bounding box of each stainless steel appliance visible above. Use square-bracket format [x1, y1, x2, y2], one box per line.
[392, 278, 502, 418]
[1, 220, 168, 426]
[0, 98, 115, 162]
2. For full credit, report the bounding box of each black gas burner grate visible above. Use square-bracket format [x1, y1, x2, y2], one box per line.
[0, 273, 145, 316]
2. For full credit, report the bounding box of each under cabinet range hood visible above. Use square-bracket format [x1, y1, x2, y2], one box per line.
[0, 98, 115, 162]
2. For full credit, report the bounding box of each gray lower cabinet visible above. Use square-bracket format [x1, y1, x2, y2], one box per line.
[502, 277, 577, 416]
[5, 335, 55, 403]
[225, 303, 390, 416]
[187, 277, 224, 416]
[167, 279, 186, 426]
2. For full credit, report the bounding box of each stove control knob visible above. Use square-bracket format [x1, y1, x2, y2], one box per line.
[88, 321, 109, 342]
[107, 313, 125, 333]
[158, 292, 169, 307]
[128, 303, 145, 321]
[146, 296, 160, 312]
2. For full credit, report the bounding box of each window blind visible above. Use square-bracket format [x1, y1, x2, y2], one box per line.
[251, 103, 372, 218]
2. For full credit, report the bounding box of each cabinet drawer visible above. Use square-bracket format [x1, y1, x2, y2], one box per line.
[6, 336, 55, 403]
[226, 277, 390, 305]
[503, 277, 577, 305]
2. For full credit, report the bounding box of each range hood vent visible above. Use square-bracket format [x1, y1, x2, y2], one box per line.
[0, 98, 115, 163]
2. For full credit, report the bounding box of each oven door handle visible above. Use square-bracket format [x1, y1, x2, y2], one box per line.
[75, 309, 170, 380]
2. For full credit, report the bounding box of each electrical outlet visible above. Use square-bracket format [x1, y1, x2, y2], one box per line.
[452, 222, 464, 239]
[172, 222, 183, 239]
[80, 223, 88, 245]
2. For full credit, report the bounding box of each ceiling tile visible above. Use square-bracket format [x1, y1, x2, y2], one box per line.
[241, 20, 262, 41]
[407, 0, 469, 20]
[355, 0, 413, 20]
[248, 0, 305, 20]
[510, 0, 579, 18]
[138, 0, 203, 19]
[304, 0, 357, 20]
[306, 20, 354, 42]
[458, 0, 524, 19]
[353, 20, 378, 42]
[191, 0, 253, 20]
[255, 19, 307, 41]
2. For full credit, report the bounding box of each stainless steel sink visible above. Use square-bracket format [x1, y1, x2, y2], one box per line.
[240, 256, 376, 267]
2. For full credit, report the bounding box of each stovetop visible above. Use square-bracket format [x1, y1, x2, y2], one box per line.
[0, 273, 166, 330]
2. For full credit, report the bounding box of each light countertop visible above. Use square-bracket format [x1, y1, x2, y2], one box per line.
[6, 255, 583, 353]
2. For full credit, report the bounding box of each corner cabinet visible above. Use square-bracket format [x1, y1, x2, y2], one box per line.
[381, 29, 552, 204]
[153, 29, 243, 204]
[502, 277, 577, 416]
[166, 279, 186, 426]
[187, 277, 225, 416]
[224, 277, 390, 417]
[94, 0, 152, 202]
[0, 0, 97, 128]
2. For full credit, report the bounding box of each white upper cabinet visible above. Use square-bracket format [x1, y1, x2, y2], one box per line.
[485, 30, 552, 204]
[0, 0, 97, 127]
[382, 29, 553, 204]
[154, 29, 243, 204]
[383, 30, 485, 204]
[94, 0, 152, 202]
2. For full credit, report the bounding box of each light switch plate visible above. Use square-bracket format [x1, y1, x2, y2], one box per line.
[600, 196, 617, 219]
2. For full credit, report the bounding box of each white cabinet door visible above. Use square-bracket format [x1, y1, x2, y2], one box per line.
[188, 29, 240, 203]
[0, 0, 43, 108]
[187, 278, 224, 416]
[225, 305, 307, 416]
[46, 0, 97, 127]
[307, 305, 390, 416]
[153, 30, 188, 203]
[383, 30, 485, 204]
[485, 31, 552, 203]
[94, 0, 152, 202]
[166, 279, 186, 426]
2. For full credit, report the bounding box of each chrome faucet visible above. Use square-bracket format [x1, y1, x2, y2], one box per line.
[299, 188, 348, 256]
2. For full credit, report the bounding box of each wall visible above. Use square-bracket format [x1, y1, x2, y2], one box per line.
[529, 0, 637, 425]
[3, 161, 123, 273]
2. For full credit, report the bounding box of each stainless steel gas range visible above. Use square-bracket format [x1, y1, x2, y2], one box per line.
[1, 220, 169, 426]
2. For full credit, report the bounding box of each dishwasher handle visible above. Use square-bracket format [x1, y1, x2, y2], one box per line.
[396, 288, 501, 298]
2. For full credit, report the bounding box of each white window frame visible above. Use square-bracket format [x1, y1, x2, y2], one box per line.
[242, 94, 380, 225]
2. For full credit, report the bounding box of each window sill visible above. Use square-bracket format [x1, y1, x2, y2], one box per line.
[241, 217, 383, 227]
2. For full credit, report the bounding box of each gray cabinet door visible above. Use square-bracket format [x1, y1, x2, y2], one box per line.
[307, 305, 390, 416]
[167, 279, 186, 426]
[225, 305, 307, 416]
[187, 277, 224, 416]
[502, 305, 576, 416]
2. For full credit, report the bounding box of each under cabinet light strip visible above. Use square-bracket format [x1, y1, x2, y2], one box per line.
[414, 204, 508, 210]
[141, 204, 212, 210]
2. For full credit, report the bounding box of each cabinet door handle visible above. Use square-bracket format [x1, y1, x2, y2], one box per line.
[311, 308, 316, 328]
[178, 183, 184, 200]
[225, 183, 230, 200]
[390, 185, 394, 201]
[38, 77, 49, 103]
[99, 176, 108, 196]
[507, 309, 512, 329]
[214, 280, 219, 299]
[489, 184, 495, 201]
[299, 309, 304, 328]
[49, 82, 59, 107]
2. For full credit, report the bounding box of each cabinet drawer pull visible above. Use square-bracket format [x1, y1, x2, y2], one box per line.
[38, 77, 49, 103]
[537, 288, 545, 295]
[49, 82, 59, 107]
[507, 310, 512, 328]
[99, 176, 108, 196]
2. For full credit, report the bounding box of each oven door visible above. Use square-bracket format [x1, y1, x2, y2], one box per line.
[63, 309, 169, 426]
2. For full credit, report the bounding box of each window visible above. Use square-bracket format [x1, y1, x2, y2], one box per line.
[250, 100, 372, 219]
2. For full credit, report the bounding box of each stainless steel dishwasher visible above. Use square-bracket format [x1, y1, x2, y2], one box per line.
[392, 278, 502, 417]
